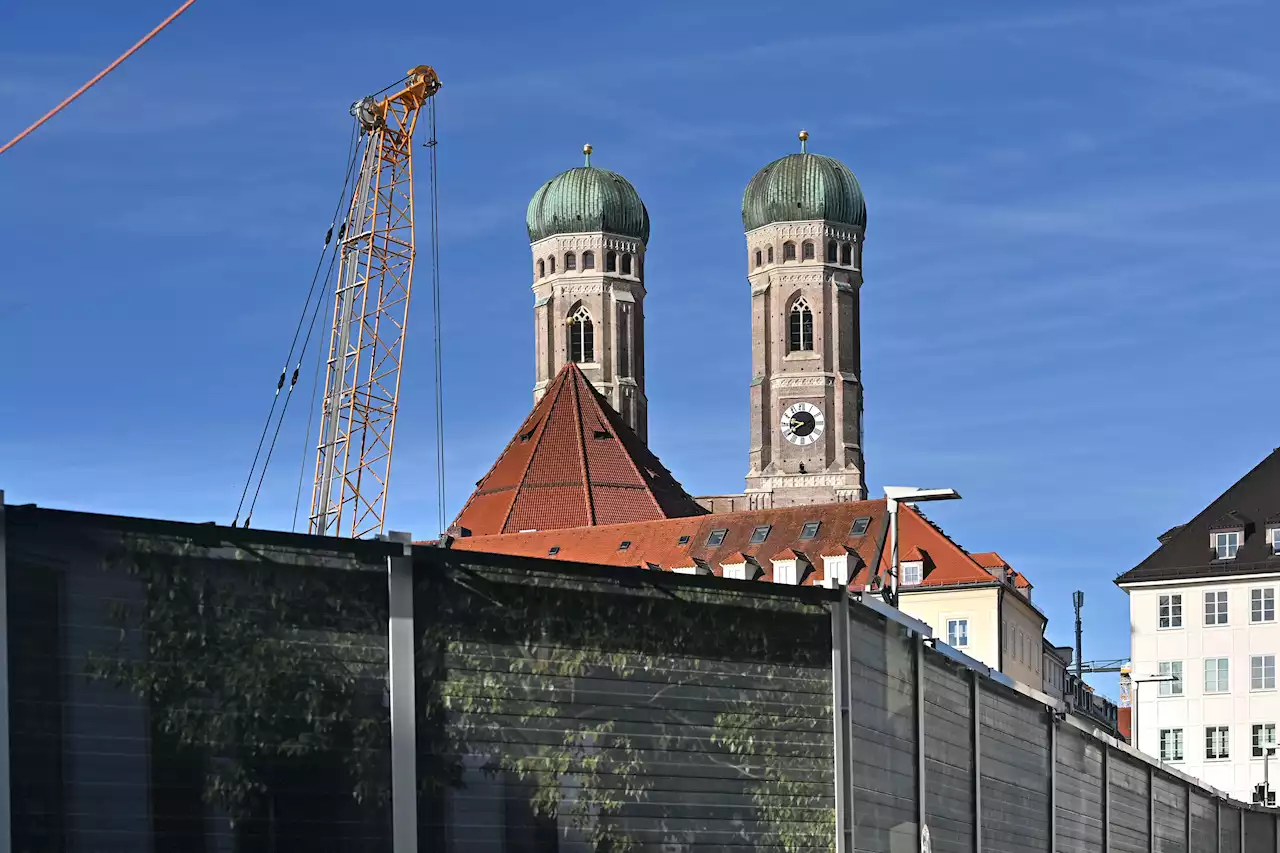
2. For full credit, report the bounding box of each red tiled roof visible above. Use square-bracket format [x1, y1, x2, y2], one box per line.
[971, 550, 1032, 589]
[448, 498, 1014, 590]
[449, 363, 708, 536]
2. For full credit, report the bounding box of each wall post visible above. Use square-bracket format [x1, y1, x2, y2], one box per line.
[1148, 765, 1155, 853]
[1102, 746, 1110, 853]
[1049, 713, 1058, 853]
[972, 668, 982, 853]
[915, 633, 927, 851]
[0, 492, 10, 849]
[831, 596, 855, 853]
[386, 533, 417, 853]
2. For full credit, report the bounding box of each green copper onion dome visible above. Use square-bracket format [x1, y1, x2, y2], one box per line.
[742, 131, 866, 231]
[526, 145, 650, 244]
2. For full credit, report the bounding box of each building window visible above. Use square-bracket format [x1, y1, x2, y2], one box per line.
[1268, 526, 1280, 555]
[1253, 588, 1275, 623]
[767, 246, 774, 264]
[755, 249, 763, 268]
[773, 561, 799, 585]
[799, 521, 820, 540]
[1205, 590, 1229, 625]
[783, 241, 797, 261]
[1158, 594, 1183, 629]
[568, 304, 594, 363]
[1158, 661, 1183, 696]
[802, 241, 815, 260]
[706, 529, 728, 547]
[789, 297, 814, 352]
[1206, 726, 1231, 760]
[826, 240, 838, 263]
[1253, 655, 1277, 690]
[1205, 658, 1230, 694]
[849, 516, 870, 536]
[947, 618, 970, 648]
[1215, 530, 1242, 559]
[1253, 724, 1277, 757]
[1159, 728, 1184, 762]
[841, 242, 853, 265]
[605, 251, 617, 272]
[548, 256, 556, 274]
[565, 252, 577, 271]
[548, 546, 560, 556]
[1258, 786, 1278, 807]
[538, 259, 546, 278]
[749, 525, 771, 544]
[677, 535, 690, 546]
[582, 250, 595, 270]
[902, 562, 923, 586]
[621, 253, 633, 275]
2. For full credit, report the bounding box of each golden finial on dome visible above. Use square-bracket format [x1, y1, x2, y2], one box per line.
[799, 129, 809, 153]
[583, 143, 593, 166]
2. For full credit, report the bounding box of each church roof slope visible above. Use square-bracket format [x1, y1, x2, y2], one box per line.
[449, 363, 707, 537]
[1116, 447, 1280, 585]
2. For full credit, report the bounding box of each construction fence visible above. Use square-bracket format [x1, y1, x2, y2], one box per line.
[2, 500, 1276, 852]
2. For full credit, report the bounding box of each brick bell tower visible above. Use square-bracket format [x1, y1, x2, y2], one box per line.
[741, 131, 867, 508]
[526, 145, 649, 440]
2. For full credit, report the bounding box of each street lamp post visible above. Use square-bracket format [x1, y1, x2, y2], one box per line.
[1130, 674, 1178, 755]
[884, 487, 962, 605]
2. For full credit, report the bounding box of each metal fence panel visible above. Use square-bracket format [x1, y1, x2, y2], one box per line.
[1152, 775, 1187, 853]
[1189, 791, 1217, 852]
[1244, 809, 1274, 853]
[1056, 726, 1104, 853]
[1110, 753, 1152, 853]
[979, 685, 1051, 853]
[923, 655, 975, 853]
[1221, 803, 1242, 853]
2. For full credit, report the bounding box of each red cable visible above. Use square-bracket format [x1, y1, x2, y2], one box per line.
[0, 0, 200, 157]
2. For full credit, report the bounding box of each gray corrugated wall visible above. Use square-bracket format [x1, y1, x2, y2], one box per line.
[1245, 808, 1274, 852]
[1110, 752, 1152, 853]
[1221, 803, 1242, 852]
[1152, 774, 1188, 853]
[847, 607, 918, 853]
[979, 685, 1051, 853]
[1189, 791, 1217, 851]
[1055, 725, 1104, 853]
[923, 657, 975, 853]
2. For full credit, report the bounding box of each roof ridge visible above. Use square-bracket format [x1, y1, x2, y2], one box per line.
[578, 371, 666, 519]
[568, 366, 596, 526]
[498, 368, 571, 533]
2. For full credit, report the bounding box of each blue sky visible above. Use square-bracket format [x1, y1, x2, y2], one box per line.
[4, 0, 1279, 693]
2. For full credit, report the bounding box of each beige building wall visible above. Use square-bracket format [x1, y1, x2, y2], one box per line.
[898, 584, 1046, 685]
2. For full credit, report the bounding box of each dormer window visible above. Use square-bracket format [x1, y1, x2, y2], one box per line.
[1214, 530, 1242, 560]
[1269, 526, 1280, 556]
[901, 561, 924, 586]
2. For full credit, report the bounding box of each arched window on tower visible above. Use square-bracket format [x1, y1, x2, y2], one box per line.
[841, 242, 853, 266]
[826, 241, 838, 263]
[802, 241, 815, 261]
[782, 242, 796, 262]
[755, 249, 763, 268]
[565, 252, 577, 271]
[548, 256, 556, 274]
[568, 304, 595, 363]
[767, 246, 775, 264]
[538, 259, 546, 279]
[582, 250, 595, 270]
[788, 297, 814, 353]
[606, 251, 617, 272]
[621, 253, 633, 275]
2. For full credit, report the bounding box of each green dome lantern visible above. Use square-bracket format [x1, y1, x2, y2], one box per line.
[742, 131, 866, 232]
[526, 145, 650, 244]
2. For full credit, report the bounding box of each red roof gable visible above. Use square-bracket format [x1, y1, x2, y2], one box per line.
[447, 499, 1019, 591]
[449, 363, 708, 536]
[971, 550, 1032, 589]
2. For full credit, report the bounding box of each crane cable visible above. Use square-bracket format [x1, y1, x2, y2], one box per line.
[427, 97, 447, 536]
[233, 119, 363, 528]
[0, 0, 200, 157]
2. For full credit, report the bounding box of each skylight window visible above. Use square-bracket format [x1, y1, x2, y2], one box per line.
[799, 521, 820, 540]
[548, 546, 560, 556]
[849, 517, 870, 537]
[749, 525, 771, 545]
[618, 541, 631, 552]
[706, 529, 728, 547]
[678, 535, 690, 546]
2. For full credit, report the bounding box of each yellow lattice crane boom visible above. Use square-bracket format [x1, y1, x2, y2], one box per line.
[310, 66, 441, 538]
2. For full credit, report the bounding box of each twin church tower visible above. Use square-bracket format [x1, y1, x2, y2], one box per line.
[522, 133, 868, 511]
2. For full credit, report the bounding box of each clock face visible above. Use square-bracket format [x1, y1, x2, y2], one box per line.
[781, 402, 825, 446]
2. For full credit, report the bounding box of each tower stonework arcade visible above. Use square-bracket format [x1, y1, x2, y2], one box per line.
[527, 145, 650, 441]
[739, 132, 868, 508]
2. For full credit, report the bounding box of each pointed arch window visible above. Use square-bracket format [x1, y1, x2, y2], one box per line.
[606, 251, 617, 272]
[755, 249, 763, 268]
[802, 241, 815, 260]
[548, 256, 556, 274]
[841, 242, 852, 265]
[582, 250, 595, 270]
[565, 252, 577, 271]
[538, 259, 546, 278]
[826, 241, 838, 263]
[788, 297, 814, 353]
[621, 253, 633, 275]
[767, 246, 775, 264]
[568, 304, 595, 363]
